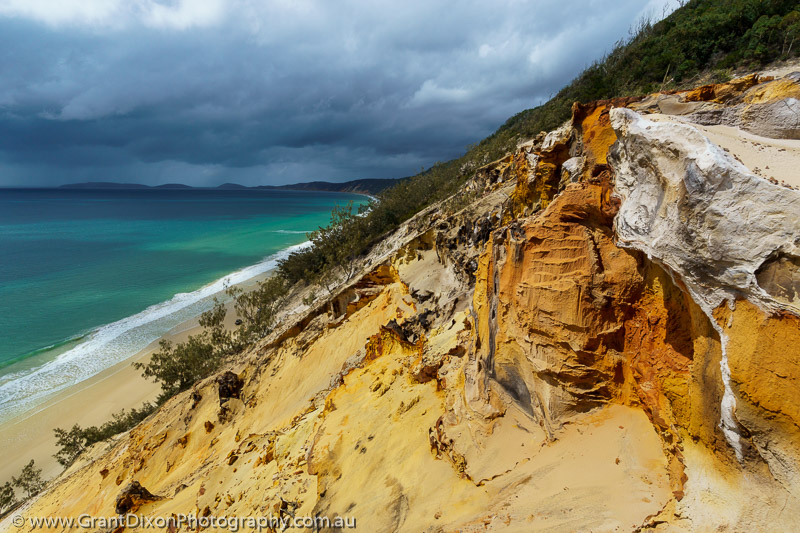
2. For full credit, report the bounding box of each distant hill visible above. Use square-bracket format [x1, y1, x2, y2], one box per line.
[257, 178, 406, 196]
[59, 182, 150, 189]
[153, 183, 193, 189]
[59, 178, 404, 196]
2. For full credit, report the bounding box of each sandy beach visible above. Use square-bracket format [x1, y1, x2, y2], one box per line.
[0, 281, 255, 488]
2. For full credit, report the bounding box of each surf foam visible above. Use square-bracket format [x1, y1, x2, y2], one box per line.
[0, 240, 311, 425]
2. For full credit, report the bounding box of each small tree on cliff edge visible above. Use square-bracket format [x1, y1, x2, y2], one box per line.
[306, 201, 367, 293]
[227, 275, 288, 345]
[11, 460, 45, 499]
[53, 425, 87, 467]
[134, 333, 220, 402]
[0, 482, 15, 515]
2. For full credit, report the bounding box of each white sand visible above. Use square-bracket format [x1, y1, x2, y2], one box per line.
[648, 113, 800, 189]
[694, 123, 800, 189]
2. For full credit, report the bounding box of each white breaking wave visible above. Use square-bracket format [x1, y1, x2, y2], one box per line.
[0, 240, 311, 425]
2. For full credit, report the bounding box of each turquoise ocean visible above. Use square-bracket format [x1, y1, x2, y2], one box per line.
[0, 187, 366, 423]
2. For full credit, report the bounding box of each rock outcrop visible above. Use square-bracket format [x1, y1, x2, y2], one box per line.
[3, 70, 800, 532]
[631, 72, 800, 140]
[114, 481, 161, 515]
[610, 107, 800, 313]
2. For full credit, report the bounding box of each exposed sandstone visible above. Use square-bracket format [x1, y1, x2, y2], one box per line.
[684, 73, 800, 139]
[114, 481, 161, 515]
[610, 105, 800, 529]
[609, 107, 800, 317]
[681, 73, 766, 103]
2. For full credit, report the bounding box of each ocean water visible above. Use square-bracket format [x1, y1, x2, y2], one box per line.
[0, 187, 366, 423]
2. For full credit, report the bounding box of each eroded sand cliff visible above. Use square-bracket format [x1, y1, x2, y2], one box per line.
[4, 70, 800, 532]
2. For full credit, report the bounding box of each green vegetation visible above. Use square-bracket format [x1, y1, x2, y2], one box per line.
[0, 460, 45, 516]
[13, 461, 45, 499]
[0, 482, 15, 516]
[133, 277, 288, 404]
[227, 276, 289, 344]
[134, 307, 233, 403]
[53, 403, 156, 467]
[279, 201, 369, 289]
[12, 461, 45, 500]
[278, 163, 467, 287]
[1, 459, 45, 516]
[50, 0, 800, 475]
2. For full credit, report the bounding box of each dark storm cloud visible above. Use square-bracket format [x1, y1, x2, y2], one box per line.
[0, 0, 677, 186]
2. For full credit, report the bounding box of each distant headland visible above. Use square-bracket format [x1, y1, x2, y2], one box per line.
[59, 177, 405, 195]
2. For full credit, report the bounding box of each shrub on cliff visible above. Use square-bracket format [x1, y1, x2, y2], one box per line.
[53, 276, 291, 464]
[228, 275, 289, 343]
[135, 334, 222, 402]
[278, 201, 368, 289]
[0, 461, 46, 516]
[52, 425, 86, 467]
[0, 482, 15, 516]
[134, 278, 290, 403]
[53, 403, 156, 467]
[11, 460, 45, 500]
[278, 163, 464, 287]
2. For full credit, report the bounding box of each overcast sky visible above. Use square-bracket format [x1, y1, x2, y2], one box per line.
[0, 0, 678, 187]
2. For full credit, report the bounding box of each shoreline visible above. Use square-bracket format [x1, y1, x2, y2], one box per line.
[0, 194, 369, 488]
[0, 272, 264, 487]
[0, 239, 315, 427]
